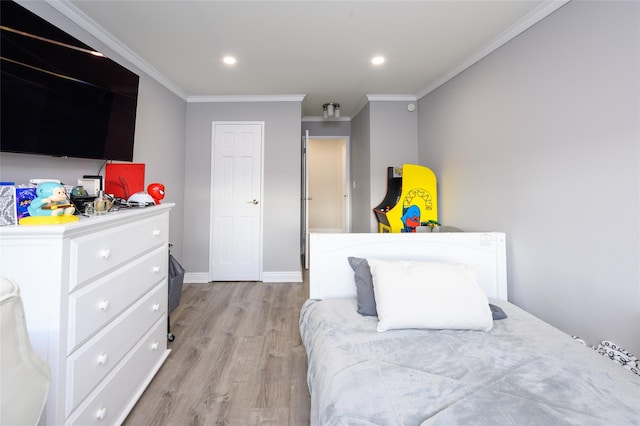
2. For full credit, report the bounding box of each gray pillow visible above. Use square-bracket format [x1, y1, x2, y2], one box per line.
[489, 303, 507, 320]
[347, 257, 377, 316]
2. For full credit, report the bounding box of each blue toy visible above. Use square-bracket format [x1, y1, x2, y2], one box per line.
[401, 204, 421, 232]
[27, 182, 75, 217]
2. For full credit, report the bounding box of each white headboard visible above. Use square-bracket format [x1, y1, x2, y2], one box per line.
[309, 232, 507, 301]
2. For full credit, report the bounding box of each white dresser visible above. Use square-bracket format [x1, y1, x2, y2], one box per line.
[0, 204, 173, 425]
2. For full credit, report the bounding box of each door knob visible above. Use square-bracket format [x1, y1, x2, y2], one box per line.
[247, 199, 259, 205]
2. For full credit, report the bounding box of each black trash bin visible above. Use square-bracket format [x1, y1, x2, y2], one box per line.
[167, 251, 185, 341]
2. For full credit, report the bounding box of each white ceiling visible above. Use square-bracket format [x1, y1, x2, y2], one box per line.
[58, 0, 567, 118]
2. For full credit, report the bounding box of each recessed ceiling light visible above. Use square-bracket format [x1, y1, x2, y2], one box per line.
[223, 56, 237, 65]
[371, 56, 385, 65]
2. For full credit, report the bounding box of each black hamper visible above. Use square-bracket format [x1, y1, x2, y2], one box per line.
[167, 249, 185, 341]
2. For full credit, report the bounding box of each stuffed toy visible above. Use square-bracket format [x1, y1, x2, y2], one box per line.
[27, 182, 75, 217]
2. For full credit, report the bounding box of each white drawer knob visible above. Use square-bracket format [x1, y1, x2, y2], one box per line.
[153, 265, 161, 273]
[153, 229, 161, 236]
[152, 303, 160, 312]
[98, 300, 110, 311]
[97, 353, 109, 365]
[100, 249, 111, 259]
[96, 406, 107, 420]
[151, 342, 159, 351]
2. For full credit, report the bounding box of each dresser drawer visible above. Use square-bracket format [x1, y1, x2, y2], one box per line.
[70, 213, 169, 290]
[67, 246, 167, 353]
[66, 280, 167, 416]
[66, 317, 168, 425]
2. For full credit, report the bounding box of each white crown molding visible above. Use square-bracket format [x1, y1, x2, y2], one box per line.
[45, 0, 188, 100]
[351, 95, 370, 119]
[416, 0, 569, 99]
[366, 95, 418, 102]
[44, 0, 568, 112]
[187, 95, 306, 103]
[348, 94, 418, 119]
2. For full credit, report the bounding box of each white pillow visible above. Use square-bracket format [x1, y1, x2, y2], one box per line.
[368, 259, 493, 332]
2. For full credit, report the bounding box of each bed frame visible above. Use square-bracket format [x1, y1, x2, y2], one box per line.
[309, 232, 507, 300]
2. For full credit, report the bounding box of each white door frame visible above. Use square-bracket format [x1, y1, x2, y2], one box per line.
[302, 135, 351, 269]
[307, 136, 351, 233]
[209, 121, 265, 281]
[302, 130, 310, 268]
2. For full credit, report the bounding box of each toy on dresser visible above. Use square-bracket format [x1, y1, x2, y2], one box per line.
[27, 182, 75, 217]
[147, 183, 165, 205]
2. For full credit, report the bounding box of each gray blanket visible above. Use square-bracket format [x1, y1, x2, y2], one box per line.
[300, 298, 640, 425]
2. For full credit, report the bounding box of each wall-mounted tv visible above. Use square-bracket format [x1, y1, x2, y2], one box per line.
[1, 1, 139, 162]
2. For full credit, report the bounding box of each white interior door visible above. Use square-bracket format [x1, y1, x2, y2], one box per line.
[210, 122, 263, 281]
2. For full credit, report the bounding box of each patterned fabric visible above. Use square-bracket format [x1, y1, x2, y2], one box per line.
[593, 341, 639, 376]
[573, 336, 639, 376]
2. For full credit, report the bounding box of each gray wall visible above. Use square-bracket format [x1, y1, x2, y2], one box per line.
[418, 1, 640, 354]
[367, 101, 420, 232]
[0, 1, 187, 261]
[183, 101, 303, 279]
[350, 104, 372, 233]
[302, 120, 351, 138]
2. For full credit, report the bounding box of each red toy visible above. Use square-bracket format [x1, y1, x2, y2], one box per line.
[147, 183, 165, 204]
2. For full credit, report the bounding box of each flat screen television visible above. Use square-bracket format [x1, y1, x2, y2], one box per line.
[1, 0, 139, 162]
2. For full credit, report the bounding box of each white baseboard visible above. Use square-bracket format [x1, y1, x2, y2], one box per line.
[184, 272, 209, 283]
[184, 271, 303, 283]
[262, 271, 303, 283]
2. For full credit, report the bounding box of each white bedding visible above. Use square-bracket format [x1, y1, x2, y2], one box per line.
[300, 297, 640, 425]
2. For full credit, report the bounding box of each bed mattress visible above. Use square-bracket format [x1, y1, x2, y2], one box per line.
[300, 298, 640, 425]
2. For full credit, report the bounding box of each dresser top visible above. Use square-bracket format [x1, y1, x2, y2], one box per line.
[0, 203, 174, 239]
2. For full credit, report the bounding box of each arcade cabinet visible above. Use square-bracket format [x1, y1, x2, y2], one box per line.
[373, 164, 438, 233]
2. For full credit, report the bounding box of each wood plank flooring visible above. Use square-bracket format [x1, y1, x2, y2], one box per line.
[123, 279, 311, 425]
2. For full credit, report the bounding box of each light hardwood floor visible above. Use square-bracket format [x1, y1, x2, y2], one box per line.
[123, 279, 311, 425]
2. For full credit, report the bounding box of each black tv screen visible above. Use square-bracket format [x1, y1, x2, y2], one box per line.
[1, 1, 139, 161]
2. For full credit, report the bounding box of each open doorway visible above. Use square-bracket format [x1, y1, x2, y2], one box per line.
[302, 134, 350, 268]
[307, 137, 350, 233]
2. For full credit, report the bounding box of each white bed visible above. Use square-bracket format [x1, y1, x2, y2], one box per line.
[300, 232, 640, 425]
